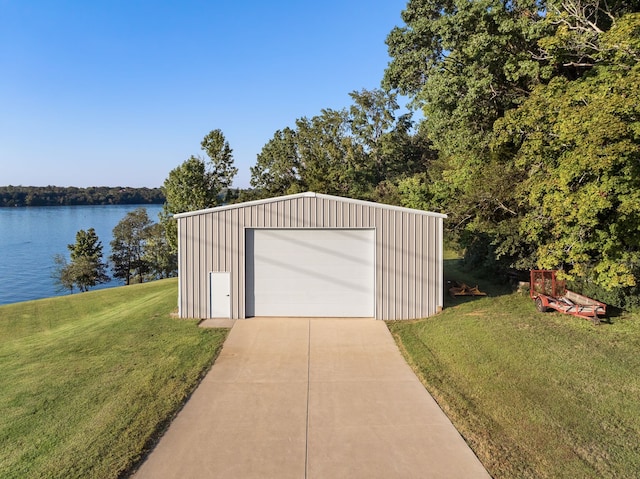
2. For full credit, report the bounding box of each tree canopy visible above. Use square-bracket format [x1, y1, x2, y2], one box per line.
[250, 89, 432, 202]
[493, 62, 640, 288]
[0, 186, 164, 207]
[110, 208, 154, 285]
[161, 129, 238, 252]
[54, 228, 110, 292]
[382, 0, 640, 297]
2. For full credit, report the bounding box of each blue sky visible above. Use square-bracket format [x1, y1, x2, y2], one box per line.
[0, 1, 408, 188]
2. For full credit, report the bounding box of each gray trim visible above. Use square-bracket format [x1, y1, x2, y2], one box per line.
[177, 219, 182, 318]
[438, 217, 444, 311]
[174, 191, 447, 220]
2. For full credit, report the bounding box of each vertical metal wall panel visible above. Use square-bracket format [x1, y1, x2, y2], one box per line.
[432, 216, 439, 313]
[391, 210, 398, 320]
[402, 212, 409, 320]
[428, 216, 437, 315]
[409, 212, 416, 319]
[375, 207, 383, 319]
[420, 216, 428, 316]
[198, 215, 206, 318]
[187, 216, 196, 318]
[176, 192, 445, 320]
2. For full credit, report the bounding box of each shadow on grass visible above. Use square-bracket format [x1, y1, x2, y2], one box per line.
[444, 258, 514, 305]
[443, 258, 624, 324]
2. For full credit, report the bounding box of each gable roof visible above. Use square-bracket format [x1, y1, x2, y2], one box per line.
[173, 191, 447, 220]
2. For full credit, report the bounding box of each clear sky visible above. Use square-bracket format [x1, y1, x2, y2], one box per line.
[0, 1, 408, 189]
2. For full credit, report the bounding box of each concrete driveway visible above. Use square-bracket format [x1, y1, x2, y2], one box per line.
[133, 319, 490, 478]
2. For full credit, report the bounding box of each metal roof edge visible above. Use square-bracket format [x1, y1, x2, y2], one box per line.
[173, 192, 313, 218]
[311, 192, 448, 219]
[173, 191, 447, 219]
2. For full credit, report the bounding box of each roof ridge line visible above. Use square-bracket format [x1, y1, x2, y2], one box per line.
[174, 191, 447, 219]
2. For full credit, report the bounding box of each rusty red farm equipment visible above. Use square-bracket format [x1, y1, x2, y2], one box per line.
[529, 270, 606, 324]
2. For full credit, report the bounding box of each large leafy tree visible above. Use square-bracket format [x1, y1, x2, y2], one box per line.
[348, 89, 429, 187]
[250, 89, 428, 201]
[493, 61, 640, 288]
[143, 221, 177, 280]
[294, 108, 357, 196]
[489, 11, 640, 289]
[110, 208, 153, 285]
[383, 0, 551, 245]
[384, 0, 640, 293]
[162, 129, 237, 252]
[54, 228, 110, 292]
[199, 129, 238, 193]
[384, 0, 548, 158]
[250, 127, 305, 197]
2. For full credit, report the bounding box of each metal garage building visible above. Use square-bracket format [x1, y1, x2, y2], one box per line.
[175, 192, 446, 320]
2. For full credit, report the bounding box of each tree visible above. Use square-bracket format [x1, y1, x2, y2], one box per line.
[250, 89, 429, 202]
[348, 89, 435, 198]
[52, 254, 76, 292]
[382, 0, 553, 245]
[348, 88, 402, 183]
[537, 1, 640, 75]
[493, 61, 640, 289]
[383, 0, 640, 292]
[250, 127, 305, 197]
[294, 109, 357, 196]
[143, 221, 177, 280]
[252, 107, 367, 198]
[200, 129, 238, 192]
[55, 228, 109, 292]
[162, 130, 238, 252]
[384, 0, 548, 160]
[110, 208, 153, 285]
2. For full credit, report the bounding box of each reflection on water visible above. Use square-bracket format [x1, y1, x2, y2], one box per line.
[0, 204, 163, 305]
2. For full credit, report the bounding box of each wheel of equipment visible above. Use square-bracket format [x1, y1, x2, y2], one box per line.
[536, 297, 548, 313]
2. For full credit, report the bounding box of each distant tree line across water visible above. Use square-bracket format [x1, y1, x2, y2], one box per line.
[0, 186, 165, 207]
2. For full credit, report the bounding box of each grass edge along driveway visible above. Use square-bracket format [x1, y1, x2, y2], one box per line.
[388, 261, 640, 478]
[0, 278, 228, 479]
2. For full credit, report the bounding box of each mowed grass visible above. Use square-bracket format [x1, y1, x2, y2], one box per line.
[0, 279, 228, 479]
[388, 260, 640, 478]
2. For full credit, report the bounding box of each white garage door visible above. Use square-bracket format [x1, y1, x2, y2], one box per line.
[246, 229, 375, 317]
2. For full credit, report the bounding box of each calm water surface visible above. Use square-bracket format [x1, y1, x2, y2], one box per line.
[0, 204, 163, 305]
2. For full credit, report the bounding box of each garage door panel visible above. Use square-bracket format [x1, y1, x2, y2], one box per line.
[246, 229, 375, 317]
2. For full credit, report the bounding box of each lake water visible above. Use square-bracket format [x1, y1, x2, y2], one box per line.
[0, 204, 164, 305]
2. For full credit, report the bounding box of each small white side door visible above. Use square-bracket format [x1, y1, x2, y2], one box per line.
[210, 272, 231, 318]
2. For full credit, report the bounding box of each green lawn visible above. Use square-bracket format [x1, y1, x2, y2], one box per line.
[0, 279, 228, 479]
[388, 259, 640, 478]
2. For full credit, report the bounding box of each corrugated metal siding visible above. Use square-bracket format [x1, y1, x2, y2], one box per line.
[177, 194, 444, 320]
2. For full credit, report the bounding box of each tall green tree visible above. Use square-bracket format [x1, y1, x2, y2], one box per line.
[294, 108, 357, 196]
[110, 208, 153, 285]
[493, 61, 640, 289]
[250, 89, 429, 202]
[384, 0, 548, 159]
[143, 221, 177, 280]
[199, 129, 238, 192]
[348, 89, 434, 199]
[383, 0, 552, 241]
[384, 0, 640, 294]
[250, 127, 304, 197]
[161, 129, 238, 252]
[55, 228, 110, 292]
